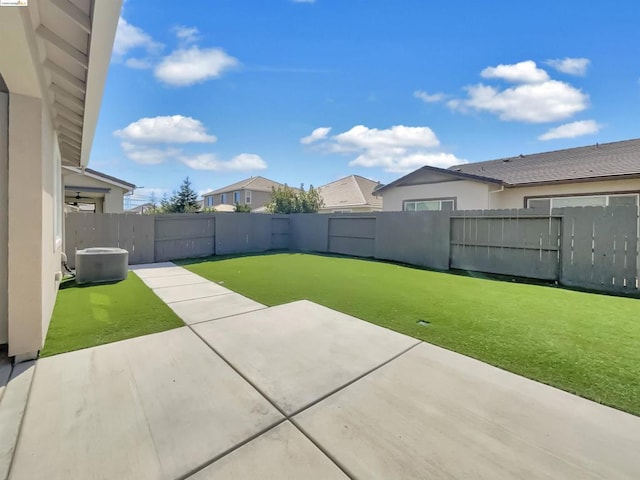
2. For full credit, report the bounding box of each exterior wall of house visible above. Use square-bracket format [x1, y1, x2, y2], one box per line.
[490, 178, 640, 209]
[319, 205, 382, 213]
[382, 180, 492, 211]
[204, 189, 272, 209]
[7, 94, 62, 359]
[0, 85, 8, 344]
[62, 171, 127, 213]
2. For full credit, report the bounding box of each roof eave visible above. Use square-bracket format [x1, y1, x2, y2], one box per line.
[509, 173, 640, 188]
[80, 0, 123, 167]
[374, 165, 505, 195]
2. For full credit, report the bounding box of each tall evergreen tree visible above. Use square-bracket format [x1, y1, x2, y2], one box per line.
[163, 177, 201, 213]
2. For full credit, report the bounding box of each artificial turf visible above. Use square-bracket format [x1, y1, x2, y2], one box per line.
[40, 272, 184, 357]
[180, 252, 640, 416]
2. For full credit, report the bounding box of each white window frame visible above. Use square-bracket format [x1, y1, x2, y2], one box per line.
[403, 198, 455, 212]
[526, 193, 639, 213]
[245, 190, 252, 204]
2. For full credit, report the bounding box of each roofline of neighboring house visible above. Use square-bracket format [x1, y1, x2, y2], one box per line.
[505, 172, 640, 188]
[62, 166, 136, 192]
[374, 165, 505, 195]
[203, 182, 300, 197]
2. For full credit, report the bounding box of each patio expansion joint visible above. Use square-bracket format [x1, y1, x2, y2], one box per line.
[1, 361, 37, 480]
[187, 324, 422, 479]
[162, 291, 236, 305]
[185, 306, 269, 326]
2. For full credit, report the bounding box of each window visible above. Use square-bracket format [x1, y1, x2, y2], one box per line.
[403, 199, 455, 212]
[527, 194, 639, 212]
[233, 191, 240, 203]
[220, 193, 227, 204]
[245, 190, 252, 204]
[206, 196, 213, 207]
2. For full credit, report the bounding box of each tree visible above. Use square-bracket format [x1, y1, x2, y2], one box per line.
[234, 203, 251, 213]
[161, 177, 201, 213]
[266, 184, 324, 214]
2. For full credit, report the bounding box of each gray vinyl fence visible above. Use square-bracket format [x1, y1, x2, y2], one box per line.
[65, 206, 639, 295]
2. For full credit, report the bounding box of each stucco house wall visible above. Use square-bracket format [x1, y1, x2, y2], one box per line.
[62, 170, 129, 213]
[382, 180, 492, 211]
[489, 178, 640, 209]
[0, 0, 122, 359]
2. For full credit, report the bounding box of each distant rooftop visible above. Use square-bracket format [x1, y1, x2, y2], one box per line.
[318, 175, 383, 209]
[204, 176, 295, 196]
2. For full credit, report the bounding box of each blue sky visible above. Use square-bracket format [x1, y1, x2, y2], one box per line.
[90, 0, 640, 206]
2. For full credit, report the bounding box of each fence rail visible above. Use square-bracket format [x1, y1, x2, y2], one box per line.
[65, 206, 639, 295]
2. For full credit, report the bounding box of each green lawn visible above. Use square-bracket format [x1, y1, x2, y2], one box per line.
[180, 253, 640, 416]
[41, 272, 184, 357]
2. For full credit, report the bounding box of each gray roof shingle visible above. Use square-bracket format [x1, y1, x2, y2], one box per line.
[204, 176, 295, 196]
[450, 138, 640, 186]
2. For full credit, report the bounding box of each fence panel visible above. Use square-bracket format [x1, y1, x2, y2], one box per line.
[271, 216, 289, 250]
[65, 213, 155, 267]
[154, 214, 215, 262]
[328, 215, 376, 258]
[559, 206, 638, 293]
[450, 211, 561, 280]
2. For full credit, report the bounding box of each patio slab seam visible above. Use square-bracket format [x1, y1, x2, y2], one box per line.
[163, 291, 235, 305]
[183, 307, 269, 326]
[0, 361, 37, 480]
[187, 323, 421, 479]
[174, 418, 288, 480]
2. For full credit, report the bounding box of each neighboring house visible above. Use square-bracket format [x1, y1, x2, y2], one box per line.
[201, 176, 293, 212]
[376, 138, 640, 212]
[0, 1, 122, 360]
[318, 175, 383, 213]
[63, 167, 135, 213]
[126, 202, 154, 215]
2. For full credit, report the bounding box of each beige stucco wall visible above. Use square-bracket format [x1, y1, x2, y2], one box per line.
[41, 101, 62, 345]
[0, 89, 7, 344]
[382, 180, 492, 211]
[206, 189, 272, 209]
[62, 170, 126, 213]
[7, 94, 62, 358]
[319, 205, 382, 213]
[489, 178, 640, 209]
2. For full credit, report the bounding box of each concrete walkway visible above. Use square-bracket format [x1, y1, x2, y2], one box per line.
[2, 263, 640, 479]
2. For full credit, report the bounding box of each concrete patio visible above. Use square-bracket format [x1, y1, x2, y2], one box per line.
[1, 263, 639, 479]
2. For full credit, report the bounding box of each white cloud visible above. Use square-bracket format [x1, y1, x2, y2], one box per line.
[115, 115, 218, 143]
[349, 152, 463, 173]
[113, 17, 162, 57]
[455, 80, 588, 123]
[154, 46, 239, 86]
[124, 57, 153, 69]
[332, 125, 440, 152]
[538, 120, 601, 141]
[546, 58, 590, 76]
[414, 90, 446, 103]
[121, 143, 181, 165]
[179, 153, 267, 171]
[309, 124, 462, 173]
[481, 60, 549, 84]
[301, 127, 332, 144]
[172, 25, 200, 45]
